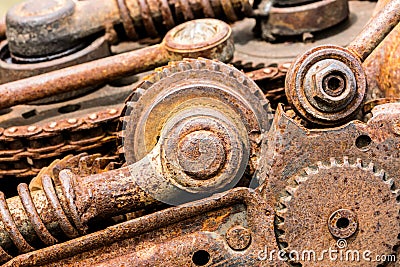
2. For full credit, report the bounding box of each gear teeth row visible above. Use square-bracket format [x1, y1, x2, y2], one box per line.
[275, 157, 400, 262]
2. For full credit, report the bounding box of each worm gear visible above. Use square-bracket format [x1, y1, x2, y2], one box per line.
[275, 157, 400, 266]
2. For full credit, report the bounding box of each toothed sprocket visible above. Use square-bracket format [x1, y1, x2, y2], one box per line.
[122, 58, 273, 180]
[275, 157, 400, 266]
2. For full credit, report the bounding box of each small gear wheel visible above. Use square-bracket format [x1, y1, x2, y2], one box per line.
[275, 157, 400, 266]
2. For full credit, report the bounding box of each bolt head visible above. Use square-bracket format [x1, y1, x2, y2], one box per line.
[306, 59, 357, 113]
[177, 131, 226, 180]
[226, 225, 252, 251]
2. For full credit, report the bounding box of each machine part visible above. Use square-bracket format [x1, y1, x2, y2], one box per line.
[3, 188, 281, 266]
[0, 35, 111, 85]
[285, 0, 399, 126]
[255, 0, 349, 41]
[5, 0, 251, 59]
[261, 103, 400, 214]
[0, 106, 122, 181]
[232, 1, 376, 65]
[28, 153, 121, 191]
[285, 45, 366, 126]
[275, 157, 399, 266]
[0, 60, 287, 182]
[364, 0, 400, 100]
[362, 98, 400, 122]
[122, 58, 272, 205]
[346, 0, 400, 62]
[0, 19, 234, 110]
[0, 58, 272, 257]
[364, 24, 400, 100]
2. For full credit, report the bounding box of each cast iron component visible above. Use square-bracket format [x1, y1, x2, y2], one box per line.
[0, 19, 234, 110]
[255, 0, 349, 41]
[2, 188, 281, 266]
[262, 103, 400, 208]
[275, 157, 399, 266]
[285, 45, 367, 126]
[5, 0, 251, 59]
[285, 0, 400, 126]
[0, 61, 288, 181]
[122, 58, 272, 205]
[0, 58, 272, 259]
[364, 0, 400, 101]
[0, 35, 112, 85]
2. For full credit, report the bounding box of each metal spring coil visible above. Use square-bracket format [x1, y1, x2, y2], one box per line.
[0, 175, 78, 262]
[118, 0, 252, 40]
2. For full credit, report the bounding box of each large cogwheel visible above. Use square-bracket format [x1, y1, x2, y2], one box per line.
[120, 58, 273, 203]
[275, 157, 400, 266]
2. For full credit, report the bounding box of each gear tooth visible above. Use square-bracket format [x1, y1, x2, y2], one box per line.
[393, 189, 400, 197]
[276, 208, 288, 218]
[280, 195, 292, 206]
[330, 158, 338, 167]
[275, 222, 285, 231]
[376, 169, 385, 179]
[277, 234, 288, 245]
[367, 162, 375, 172]
[211, 62, 220, 72]
[194, 60, 204, 69]
[355, 158, 363, 168]
[294, 175, 308, 185]
[286, 185, 298, 195]
[177, 62, 187, 71]
[384, 178, 394, 187]
[236, 74, 245, 84]
[163, 68, 171, 76]
[140, 80, 154, 90]
[316, 161, 325, 169]
[343, 156, 350, 167]
[305, 167, 317, 175]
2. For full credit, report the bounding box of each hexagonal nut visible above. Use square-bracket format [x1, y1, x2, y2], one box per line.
[307, 59, 357, 112]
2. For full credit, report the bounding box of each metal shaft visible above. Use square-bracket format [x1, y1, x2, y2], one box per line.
[0, 19, 233, 110]
[0, 45, 170, 110]
[347, 0, 400, 61]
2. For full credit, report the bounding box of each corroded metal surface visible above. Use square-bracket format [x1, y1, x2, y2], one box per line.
[346, 0, 400, 61]
[0, 0, 399, 266]
[4, 188, 281, 267]
[5, 0, 250, 58]
[256, 0, 349, 41]
[0, 60, 289, 182]
[275, 158, 399, 266]
[364, 0, 400, 100]
[0, 107, 121, 180]
[285, 45, 366, 126]
[0, 58, 274, 259]
[0, 36, 111, 85]
[0, 19, 234, 110]
[262, 103, 400, 208]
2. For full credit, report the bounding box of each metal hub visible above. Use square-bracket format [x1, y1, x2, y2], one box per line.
[275, 157, 399, 266]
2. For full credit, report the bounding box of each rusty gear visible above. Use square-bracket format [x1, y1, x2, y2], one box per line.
[275, 157, 400, 266]
[122, 57, 272, 166]
[121, 58, 273, 204]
